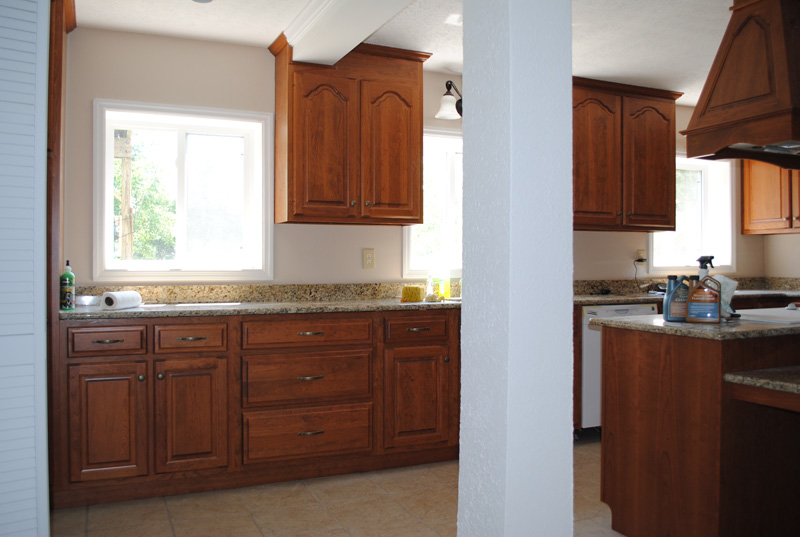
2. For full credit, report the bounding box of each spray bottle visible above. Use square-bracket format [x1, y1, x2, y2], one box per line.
[697, 256, 715, 279]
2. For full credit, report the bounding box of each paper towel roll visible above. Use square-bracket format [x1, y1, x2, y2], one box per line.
[101, 291, 143, 310]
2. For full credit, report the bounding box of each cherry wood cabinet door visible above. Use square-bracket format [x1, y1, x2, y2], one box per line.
[68, 362, 148, 482]
[742, 160, 792, 233]
[292, 70, 360, 220]
[573, 86, 623, 227]
[383, 345, 449, 449]
[153, 357, 228, 473]
[622, 96, 676, 229]
[360, 80, 422, 222]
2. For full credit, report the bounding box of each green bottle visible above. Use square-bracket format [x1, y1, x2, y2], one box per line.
[60, 260, 75, 311]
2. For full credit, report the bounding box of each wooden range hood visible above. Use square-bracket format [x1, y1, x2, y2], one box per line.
[681, 0, 800, 169]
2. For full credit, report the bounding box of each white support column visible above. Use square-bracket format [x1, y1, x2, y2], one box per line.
[459, 0, 573, 535]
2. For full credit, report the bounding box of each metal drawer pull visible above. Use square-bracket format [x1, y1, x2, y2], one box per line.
[407, 327, 431, 332]
[176, 336, 207, 342]
[297, 375, 324, 381]
[297, 430, 325, 436]
[92, 339, 124, 344]
[297, 331, 324, 336]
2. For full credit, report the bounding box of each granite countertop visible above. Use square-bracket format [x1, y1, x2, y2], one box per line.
[574, 289, 800, 306]
[573, 293, 664, 305]
[724, 366, 800, 395]
[589, 314, 800, 340]
[59, 298, 462, 320]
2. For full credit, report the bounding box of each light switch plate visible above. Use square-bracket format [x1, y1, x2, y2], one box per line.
[362, 248, 375, 269]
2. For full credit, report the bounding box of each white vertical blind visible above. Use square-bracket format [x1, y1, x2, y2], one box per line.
[0, 0, 51, 535]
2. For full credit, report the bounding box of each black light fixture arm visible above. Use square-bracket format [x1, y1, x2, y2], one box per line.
[445, 80, 462, 98]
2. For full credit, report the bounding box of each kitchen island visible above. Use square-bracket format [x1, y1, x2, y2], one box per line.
[591, 313, 800, 537]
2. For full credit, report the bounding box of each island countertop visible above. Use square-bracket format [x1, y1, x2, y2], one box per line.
[724, 366, 800, 395]
[590, 312, 800, 340]
[59, 298, 461, 320]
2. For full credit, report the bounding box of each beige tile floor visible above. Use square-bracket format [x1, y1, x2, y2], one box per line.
[51, 432, 621, 537]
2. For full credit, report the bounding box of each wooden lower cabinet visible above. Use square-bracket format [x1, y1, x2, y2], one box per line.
[68, 361, 149, 482]
[153, 357, 228, 473]
[243, 403, 372, 463]
[53, 309, 460, 507]
[383, 345, 450, 449]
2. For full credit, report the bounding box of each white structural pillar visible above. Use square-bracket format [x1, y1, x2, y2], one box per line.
[459, 0, 574, 535]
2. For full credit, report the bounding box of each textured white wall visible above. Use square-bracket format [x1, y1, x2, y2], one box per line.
[458, 0, 573, 534]
[765, 235, 800, 278]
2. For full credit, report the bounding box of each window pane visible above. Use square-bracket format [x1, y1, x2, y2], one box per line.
[407, 134, 463, 274]
[653, 169, 702, 266]
[113, 128, 177, 262]
[651, 158, 733, 271]
[185, 133, 246, 268]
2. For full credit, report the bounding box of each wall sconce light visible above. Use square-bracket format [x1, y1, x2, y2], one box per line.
[434, 80, 462, 120]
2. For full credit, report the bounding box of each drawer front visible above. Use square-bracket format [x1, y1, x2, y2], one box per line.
[243, 349, 372, 407]
[154, 323, 227, 353]
[384, 314, 448, 344]
[242, 317, 372, 349]
[68, 326, 147, 357]
[243, 403, 372, 463]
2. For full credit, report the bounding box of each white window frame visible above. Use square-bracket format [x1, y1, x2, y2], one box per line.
[93, 99, 274, 283]
[647, 156, 736, 275]
[402, 127, 463, 279]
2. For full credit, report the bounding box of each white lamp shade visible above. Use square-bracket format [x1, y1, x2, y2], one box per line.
[435, 94, 461, 120]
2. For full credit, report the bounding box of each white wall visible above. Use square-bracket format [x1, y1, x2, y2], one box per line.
[765, 235, 800, 278]
[573, 104, 766, 280]
[458, 0, 573, 534]
[0, 1, 50, 535]
[65, 28, 462, 285]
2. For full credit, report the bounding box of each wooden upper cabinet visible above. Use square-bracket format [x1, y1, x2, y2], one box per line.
[742, 160, 800, 234]
[271, 37, 430, 225]
[623, 96, 676, 229]
[573, 77, 681, 231]
[361, 81, 422, 220]
[573, 87, 623, 227]
[292, 71, 360, 219]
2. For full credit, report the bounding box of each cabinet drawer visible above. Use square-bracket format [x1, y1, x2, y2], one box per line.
[384, 314, 448, 344]
[242, 317, 372, 349]
[68, 326, 147, 357]
[243, 403, 372, 463]
[243, 349, 372, 407]
[154, 323, 227, 353]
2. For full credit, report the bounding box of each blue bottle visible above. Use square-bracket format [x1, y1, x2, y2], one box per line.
[663, 275, 690, 321]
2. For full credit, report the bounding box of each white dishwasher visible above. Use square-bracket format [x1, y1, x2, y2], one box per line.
[580, 303, 658, 429]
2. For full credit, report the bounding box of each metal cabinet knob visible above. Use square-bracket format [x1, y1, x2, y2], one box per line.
[137, 375, 145, 382]
[365, 200, 372, 207]
[157, 373, 165, 380]
[350, 200, 357, 207]
[444, 356, 450, 363]
[626, 211, 632, 217]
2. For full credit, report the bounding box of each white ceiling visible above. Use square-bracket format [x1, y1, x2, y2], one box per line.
[74, 0, 735, 106]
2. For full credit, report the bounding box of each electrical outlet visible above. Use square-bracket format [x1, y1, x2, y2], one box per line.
[362, 248, 375, 269]
[637, 249, 647, 259]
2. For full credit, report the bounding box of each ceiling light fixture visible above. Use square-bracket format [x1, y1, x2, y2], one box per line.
[192, 0, 213, 3]
[434, 80, 462, 120]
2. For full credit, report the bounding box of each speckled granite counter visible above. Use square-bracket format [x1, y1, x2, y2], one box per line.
[59, 299, 461, 320]
[724, 366, 800, 395]
[574, 289, 800, 306]
[590, 314, 800, 340]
